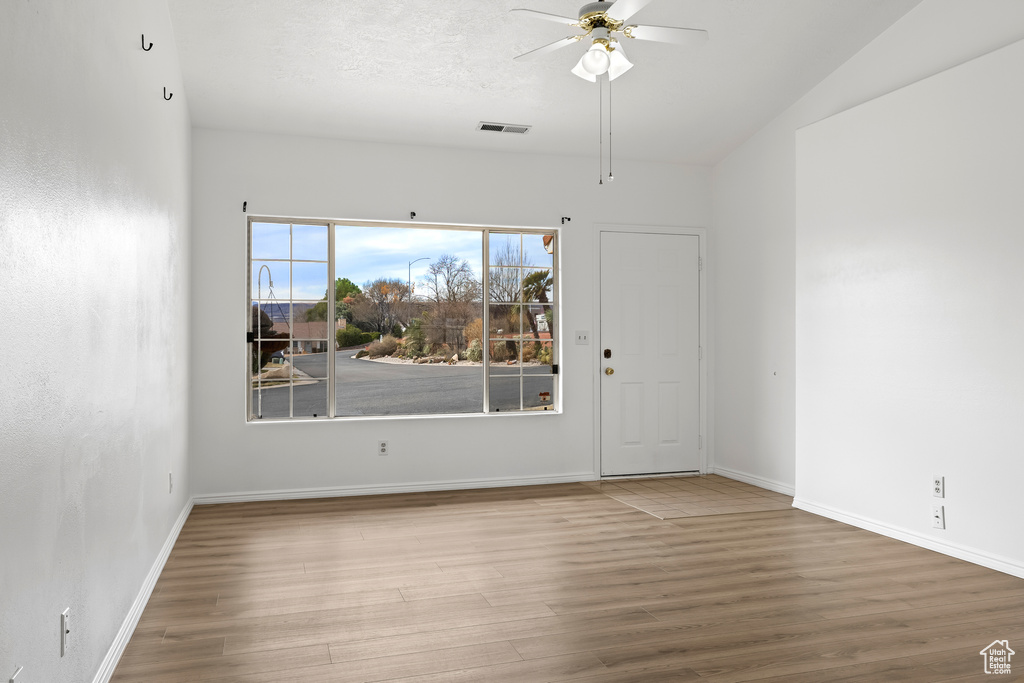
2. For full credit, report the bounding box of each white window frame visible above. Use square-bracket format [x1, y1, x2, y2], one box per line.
[246, 217, 559, 421]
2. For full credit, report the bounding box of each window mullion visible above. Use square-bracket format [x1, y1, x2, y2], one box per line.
[482, 229, 490, 413]
[327, 222, 336, 418]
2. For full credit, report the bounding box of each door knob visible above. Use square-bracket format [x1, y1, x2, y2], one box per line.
[605, 367, 614, 375]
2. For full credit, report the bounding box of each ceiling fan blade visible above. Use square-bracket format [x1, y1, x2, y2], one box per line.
[510, 9, 579, 26]
[605, 0, 653, 23]
[624, 24, 708, 45]
[514, 36, 580, 61]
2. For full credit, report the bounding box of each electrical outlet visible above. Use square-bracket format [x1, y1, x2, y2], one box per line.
[575, 331, 590, 345]
[932, 474, 944, 498]
[61, 608, 70, 657]
[932, 504, 945, 529]
[378, 440, 388, 456]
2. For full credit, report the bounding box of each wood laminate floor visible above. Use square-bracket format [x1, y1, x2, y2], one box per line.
[112, 482, 1024, 682]
[582, 475, 793, 519]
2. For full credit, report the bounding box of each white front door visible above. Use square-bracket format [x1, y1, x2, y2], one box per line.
[600, 231, 701, 476]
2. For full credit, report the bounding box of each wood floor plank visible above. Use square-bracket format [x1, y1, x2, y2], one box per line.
[112, 482, 1024, 682]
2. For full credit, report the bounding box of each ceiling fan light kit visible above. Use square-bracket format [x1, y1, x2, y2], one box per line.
[512, 0, 707, 184]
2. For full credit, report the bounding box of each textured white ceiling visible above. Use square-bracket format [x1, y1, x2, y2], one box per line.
[167, 0, 920, 165]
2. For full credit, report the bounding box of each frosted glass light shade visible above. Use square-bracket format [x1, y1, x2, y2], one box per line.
[607, 43, 633, 81]
[581, 43, 611, 75]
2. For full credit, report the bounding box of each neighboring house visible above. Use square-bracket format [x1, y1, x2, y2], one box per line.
[272, 321, 330, 354]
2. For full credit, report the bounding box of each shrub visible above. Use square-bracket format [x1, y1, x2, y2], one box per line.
[463, 318, 483, 345]
[367, 335, 399, 358]
[337, 325, 365, 348]
[355, 349, 368, 358]
[538, 344, 553, 365]
[490, 340, 515, 363]
[361, 331, 375, 345]
[466, 338, 482, 362]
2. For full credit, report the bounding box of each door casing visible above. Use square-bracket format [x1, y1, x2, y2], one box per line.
[594, 225, 708, 478]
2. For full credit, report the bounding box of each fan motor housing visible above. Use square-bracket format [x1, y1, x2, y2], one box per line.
[578, 2, 625, 32]
[579, 2, 607, 17]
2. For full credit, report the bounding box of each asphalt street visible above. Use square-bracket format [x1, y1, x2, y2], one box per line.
[251, 352, 554, 418]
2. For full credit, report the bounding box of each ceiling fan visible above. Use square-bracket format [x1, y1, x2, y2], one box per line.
[512, 0, 708, 81]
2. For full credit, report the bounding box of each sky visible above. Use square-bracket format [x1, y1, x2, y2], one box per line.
[251, 222, 552, 302]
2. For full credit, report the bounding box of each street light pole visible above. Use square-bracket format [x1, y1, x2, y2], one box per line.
[408, 257, 430, 301]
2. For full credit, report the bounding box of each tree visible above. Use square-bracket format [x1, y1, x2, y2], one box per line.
[520, 268, 553, 340]
[421, 254, 481, 349]
[488, 237, 522, 358]
[351, 278, 410, 333]
[305, 278, 362, 322]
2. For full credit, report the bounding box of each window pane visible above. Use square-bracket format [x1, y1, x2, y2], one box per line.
[522, 233, 554, 268]
[251, 261, 288, 301]
[250, 386, 292, 419]
[523, 305, 553, 339]
[488, 339, 520, 367]
[488, 304, 520, 339]
[522, 339, 554, 368]
[334, 225, 484, 417]
[251, 304, 292, 341]
[489, 377, 521, 412]
[522, 268, 554, 304]
[488, 267, 520, 303]
[292, 224, 328, 261]
[489, 233, 520, 268]
[292, 379, 329, 418]
[292, 261, 328, 301]
[523, 375, 555, 410]
[251, 222, 290, 260]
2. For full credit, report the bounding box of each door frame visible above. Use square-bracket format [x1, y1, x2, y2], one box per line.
[593, 224, 708, 478]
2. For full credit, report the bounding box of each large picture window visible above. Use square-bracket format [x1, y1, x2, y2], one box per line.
[247, 218, 558, 420]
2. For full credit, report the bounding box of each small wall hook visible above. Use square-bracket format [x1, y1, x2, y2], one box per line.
[142, 35, 153, 51]
[410, 212, 416, 220]
[242, 201, 247, 213]
[561, 216, 571, 224]
[163, 87, 173, 101]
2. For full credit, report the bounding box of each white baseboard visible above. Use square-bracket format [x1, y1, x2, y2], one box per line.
[794, 497, 1024, 580]
[712, 466, 795, 496]
[193, 472, 598, 505]
[92, 496, 195, 683]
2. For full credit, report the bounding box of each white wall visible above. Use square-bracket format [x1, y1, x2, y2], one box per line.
[189, 128, 711, 498]
[795, 38, 1024, 576]
[0, 2, 191, 681]
[711, 0, 1024, 494]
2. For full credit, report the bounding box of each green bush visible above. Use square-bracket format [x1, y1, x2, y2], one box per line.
[336, 325, 365, 348]
[538, 344, 553, 365]
[367, 335, 399, 358]
[361, 332, 375, 345]
[466, 339, 482, 362]
[355, 349, 368, 358]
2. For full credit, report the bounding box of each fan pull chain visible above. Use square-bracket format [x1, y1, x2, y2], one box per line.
[608, 74, 614, 182]
[599, 75, 604, 185]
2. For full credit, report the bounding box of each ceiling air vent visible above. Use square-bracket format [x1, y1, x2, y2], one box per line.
[477, 122, 532, 135]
